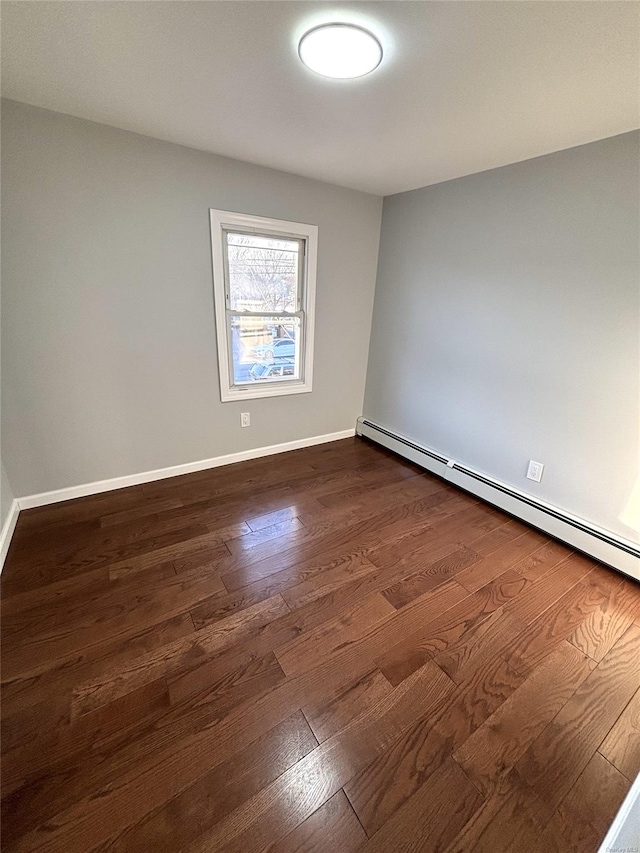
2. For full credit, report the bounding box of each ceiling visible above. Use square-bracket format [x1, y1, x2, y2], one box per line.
[2, 1, 638, 196]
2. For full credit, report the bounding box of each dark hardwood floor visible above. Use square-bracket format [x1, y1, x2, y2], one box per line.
[2, 436, 639, 852]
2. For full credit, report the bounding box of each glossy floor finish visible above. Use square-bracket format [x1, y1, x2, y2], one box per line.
[2, 437, 640, 852]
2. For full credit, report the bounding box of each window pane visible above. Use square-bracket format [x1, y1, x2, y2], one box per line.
[230, 315, 302, 385]
[226, 232, 300, 312]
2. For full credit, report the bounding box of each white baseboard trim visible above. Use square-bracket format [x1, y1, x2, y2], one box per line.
[357, 417, 640, 581]
[16, 429, 356, 512]
[0, 499, 20, 572]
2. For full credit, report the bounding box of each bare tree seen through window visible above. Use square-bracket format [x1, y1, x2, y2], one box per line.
[227, 233, 299, 315]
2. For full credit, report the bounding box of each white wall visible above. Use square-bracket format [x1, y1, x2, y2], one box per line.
[1, 460, 15, 532]
[364, 131, 639, 543]
[1, 100, 382, 497]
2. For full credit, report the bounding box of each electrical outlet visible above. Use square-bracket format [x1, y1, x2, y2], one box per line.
[526, 460, 544, 483]
[240, 412, 250, 428]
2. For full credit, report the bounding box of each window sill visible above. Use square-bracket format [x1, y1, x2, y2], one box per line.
[220, 381, 313, 403]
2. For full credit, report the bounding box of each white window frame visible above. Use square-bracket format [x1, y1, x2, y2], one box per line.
[210, 209, 317, 403]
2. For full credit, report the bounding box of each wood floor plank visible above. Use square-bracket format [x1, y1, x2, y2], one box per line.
[453, 529, 549, 593]
[267, 791, 367, 853]
[11, 508, 246, 574]
[534, 752, 631, 853]
[302, 667, 394, 743]
[220, 493, 474, 593]
[245, 505, 305, 532]
[311, 462, 431, 509]
[356, 758, 483, 852]
[5, 522, 214, 592]
[88, 711, 319, 853]
[2, 564, 226, 682]
[380, 546, 479, 609]
[503, 551, 596, 624]
[1, 558, 178, 631]
[1, 611, 195, 721]
[225, 517, 305, 555]
[167, 649, 286, 709]
[344, 651, 525, 836]
[504, 573, 611, 674]
[433, 654, 527, 751]
[8, 483, 150, 531]
[1, 655, 337, 846]
[280, 554, 380, 611]
[1, 692, 71, 756]
[1, 678, 173, 839]
[376, 569, 530, 687]
[2, 437, 637, 853]
[154, 492, 309, 553]
[108, 536, 232, 580]
[186, 573, 461, 710]
[2, 559, 195, 649]
[190, 551, 387, 632]
[307, 468, 446, 516]
[177, 662, 455, 853]
[71, 594, 290, 716]
[5, 511, 172, 567]
[569, 579, 640, 662]
[442, 769, 552, 853]
[516, 623, 640, 810]
[598, 687, 640, 781]
[274, 593, 396, 677]
[452, 641, 595, 795]
[364, 503, 504, 577]
[99, 496, 185, 528]
[1, 563, 113, 618]
[272, 546, 473, 636]
[5, 655, 337, 838]
[343, 708, 451, 837]
[510, 538, 573, 581]
[2, 676, 171, 800]
[284, 565, 460, 641]
[434, 607, 526, 685]
[460, 518, 530, 558]
[277, 579, 469, 681]
[17, 659, 451, 853]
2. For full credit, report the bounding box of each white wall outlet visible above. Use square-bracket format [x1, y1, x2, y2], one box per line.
[240, 412, 250, 428]
[526, 460, 544, 483]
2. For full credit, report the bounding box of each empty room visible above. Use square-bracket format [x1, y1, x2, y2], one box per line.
[1, 1, 639, 851]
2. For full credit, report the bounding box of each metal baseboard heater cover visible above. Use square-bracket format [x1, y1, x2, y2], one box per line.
[357, 417, 640, 582]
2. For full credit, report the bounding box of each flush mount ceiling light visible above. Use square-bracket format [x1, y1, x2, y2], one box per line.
[298, 23, 383, 79]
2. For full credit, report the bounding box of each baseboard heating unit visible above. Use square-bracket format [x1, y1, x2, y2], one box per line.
[356, 417, 640, 582]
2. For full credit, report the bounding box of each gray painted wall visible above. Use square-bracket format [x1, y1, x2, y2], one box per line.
[1, 460, 15, 531]
[364, 131, 640, 542]
[1, 100, 382, 497]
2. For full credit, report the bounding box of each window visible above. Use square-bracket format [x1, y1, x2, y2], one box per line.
[210, 209, 317, 402]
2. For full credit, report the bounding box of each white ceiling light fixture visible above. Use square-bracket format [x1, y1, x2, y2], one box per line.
[298, 23, 383, 79]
